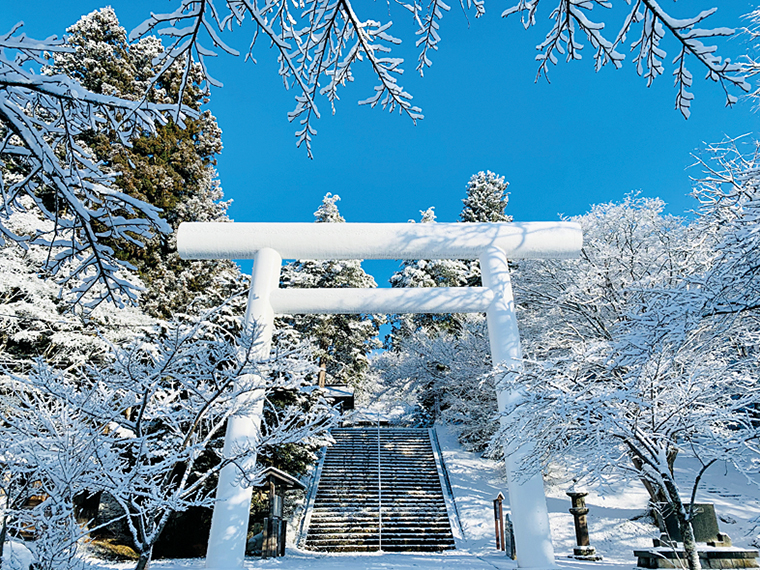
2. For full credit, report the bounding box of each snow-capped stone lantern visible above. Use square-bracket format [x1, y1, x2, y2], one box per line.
[178, 220, 583, 570]
[567, 491, 601, 560]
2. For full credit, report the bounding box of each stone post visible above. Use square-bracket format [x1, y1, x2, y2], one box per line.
[480, 246, 556, 569]
[205, 248, 282, 570]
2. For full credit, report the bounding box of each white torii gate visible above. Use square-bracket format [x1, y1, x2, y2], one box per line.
[177, 221, 583, 570]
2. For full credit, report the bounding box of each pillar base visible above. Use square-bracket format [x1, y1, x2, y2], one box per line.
[570, 545, 603, 561]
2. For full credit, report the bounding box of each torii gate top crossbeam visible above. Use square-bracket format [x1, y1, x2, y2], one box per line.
[177, 221, 582, 261]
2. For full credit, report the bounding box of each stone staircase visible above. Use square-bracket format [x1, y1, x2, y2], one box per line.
[303, 427, 456, 552]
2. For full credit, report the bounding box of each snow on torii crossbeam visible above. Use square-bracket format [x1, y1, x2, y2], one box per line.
[177, 221, 583, 570]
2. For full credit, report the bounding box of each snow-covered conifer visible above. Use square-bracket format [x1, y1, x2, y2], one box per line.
[460, 171, 511, 224]
[459, 170, 512, 287]
[388, 207, 469, 343]
[51, 8, 242, 319]
[278, 194, 382, 389]
[0, 199, 155, 373]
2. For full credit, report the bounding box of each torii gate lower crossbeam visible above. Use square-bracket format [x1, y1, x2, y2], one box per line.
[177, 221, 582, 570]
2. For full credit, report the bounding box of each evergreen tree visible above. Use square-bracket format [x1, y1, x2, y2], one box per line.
[388, 208, 469, 343]
[277, 194, 382, 389]
[0, 8, 246, 369]
[460, 171, 512, 224]
[0, 200, 154, 374]
[387, 171, 510, 344]
[460, 170, 511, 287]
[52, 8, 242, 319]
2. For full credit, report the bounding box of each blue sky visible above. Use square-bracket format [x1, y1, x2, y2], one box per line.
[3, 0, 758, 282]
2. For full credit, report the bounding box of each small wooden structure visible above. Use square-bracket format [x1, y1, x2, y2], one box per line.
[321, 385, 355, 412]
[260, 467, 305, 559]
[493, 492, 515, 559]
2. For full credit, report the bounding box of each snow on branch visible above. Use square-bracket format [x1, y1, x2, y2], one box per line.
[0, 307, 337, 567]
[131, 0, 432, 157]
[0, 24, 197, 309]
[503, 0, 748, 117]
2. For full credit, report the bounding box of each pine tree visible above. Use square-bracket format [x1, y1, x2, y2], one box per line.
[460, 171, 512, 224]
[388, 208, 469, 343]
[0, 8, 246, 369]
[277, 194, 382, 389]
[0, 200, 154, 374]
[387, 171, 511, 344]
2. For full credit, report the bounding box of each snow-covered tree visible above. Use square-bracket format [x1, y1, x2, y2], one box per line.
[49, 8, 242, 319]
[492, 180, 760, 570]
[513, 194, 709, 374]
[460, 171, 511, 224]
[0, 4, 751, 307]
[374, 316, 496, 444]
[278, 194, 382, 388]
[388, 207, 470, 342]
[495, 315, 759, 570]
[0, 24, 185, 308]
[508, 196, 712, 492]
[0, 197, 156, 376]
[0, 361, 121, 570]
[1, 308, 336, 570]
[388, 171, 510, 343]
[692, 139, 760, 320]
[459, 170, 511, 288]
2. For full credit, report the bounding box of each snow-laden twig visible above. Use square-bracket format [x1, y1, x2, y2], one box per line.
[502, 0, 748, 115]
[0, 25, 196, 308]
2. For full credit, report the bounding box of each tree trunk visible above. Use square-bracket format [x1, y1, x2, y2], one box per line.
[662, 477, 701, 570]
[0, 514, 7, 564]
[632, 456, 668, 504]
[632, 450, 679, 506]
[134, 547, 153, 570]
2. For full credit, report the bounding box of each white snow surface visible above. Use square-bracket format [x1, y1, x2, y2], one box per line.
[2, 540, 34, 570]
[177, 221, 582, 261]
[79, 424, 758, 570]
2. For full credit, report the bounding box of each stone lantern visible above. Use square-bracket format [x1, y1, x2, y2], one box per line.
[567, 491, 601, 560]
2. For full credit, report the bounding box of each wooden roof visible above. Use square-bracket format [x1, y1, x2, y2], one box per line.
[260, 466, 306, 491]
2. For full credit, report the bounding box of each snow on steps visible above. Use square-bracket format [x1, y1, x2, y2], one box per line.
[302, 427, 456, 552]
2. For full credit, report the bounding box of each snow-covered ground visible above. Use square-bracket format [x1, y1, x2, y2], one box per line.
[10, 424, 756, 570]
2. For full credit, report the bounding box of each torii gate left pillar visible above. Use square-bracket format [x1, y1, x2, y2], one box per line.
[178, 221, 583, 570]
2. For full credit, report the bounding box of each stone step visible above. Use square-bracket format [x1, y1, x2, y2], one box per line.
[306, 532, 455, 542]
[314, 501, 446, 510]
[305, 544, 455, 553]
[308, 523, 453, 533]
[313, 498, 447, 505]
[304, 427, 454, 553]
[307, 537, 456, 545]
[314, 487, 441, 493]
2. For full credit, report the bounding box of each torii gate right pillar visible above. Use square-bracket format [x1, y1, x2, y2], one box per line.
[481, 246, 556, 569]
